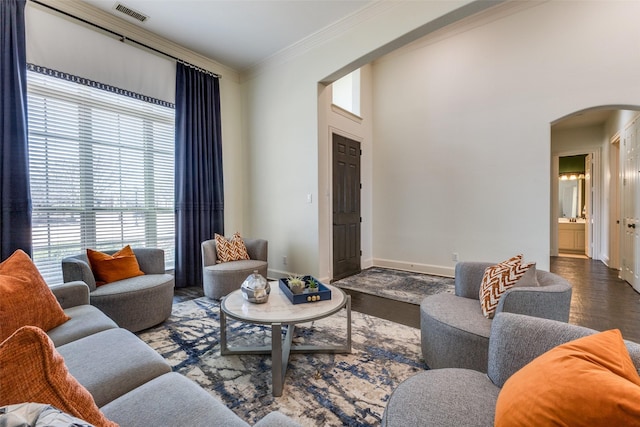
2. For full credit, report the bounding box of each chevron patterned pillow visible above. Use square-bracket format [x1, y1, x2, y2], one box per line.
[214, 232, 250, 263]
[479, 255, 535, 318]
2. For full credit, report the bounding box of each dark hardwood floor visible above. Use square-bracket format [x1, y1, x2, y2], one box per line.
[551, 256, 640, 342]
[175, 257, 640, 342]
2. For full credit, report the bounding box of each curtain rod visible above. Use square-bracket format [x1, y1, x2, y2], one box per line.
[29, 0, 221, 79]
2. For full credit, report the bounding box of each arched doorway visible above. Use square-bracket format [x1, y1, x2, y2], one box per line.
[550, 107, 640, 290]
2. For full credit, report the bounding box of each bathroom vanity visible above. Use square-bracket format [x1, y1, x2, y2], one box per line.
[558, 219, 586, 253]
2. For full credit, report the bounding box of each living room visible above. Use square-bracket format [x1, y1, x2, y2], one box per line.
[7, 0, 640, 285]
[4, 0, 640, 425]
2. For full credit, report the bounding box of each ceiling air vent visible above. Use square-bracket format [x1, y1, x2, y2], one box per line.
[114, 3, 148, 23]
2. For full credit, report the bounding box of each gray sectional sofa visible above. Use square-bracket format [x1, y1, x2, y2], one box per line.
[49, 281, 300, 427]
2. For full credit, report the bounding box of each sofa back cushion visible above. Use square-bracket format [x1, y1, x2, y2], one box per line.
[0, 250, 70, 342]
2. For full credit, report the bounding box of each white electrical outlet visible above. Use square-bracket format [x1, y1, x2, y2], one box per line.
[282, 256, 287, 265]
[452, 252, 459, 262]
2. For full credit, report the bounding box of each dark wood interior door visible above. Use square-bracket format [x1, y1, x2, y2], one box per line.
[332, 134, 361, 281]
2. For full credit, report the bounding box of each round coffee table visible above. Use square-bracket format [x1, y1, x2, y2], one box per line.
[220, 281, 351, 396]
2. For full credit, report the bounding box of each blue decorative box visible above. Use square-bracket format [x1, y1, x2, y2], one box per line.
[279, 276, 332, 304]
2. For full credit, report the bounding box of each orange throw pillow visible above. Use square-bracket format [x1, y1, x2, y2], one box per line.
[0, 326, 118, 427]
[214, 232, 250, 263]
[495, 329, 640, 427]
[0, 250, 70, 342]
[86, 245, 144, 286]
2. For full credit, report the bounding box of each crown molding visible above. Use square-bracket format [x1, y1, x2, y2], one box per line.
[28, 0, 240, 83]
[240, 0, 401, 82]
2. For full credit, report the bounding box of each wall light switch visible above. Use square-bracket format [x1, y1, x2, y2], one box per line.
[306, 193, 312, 204]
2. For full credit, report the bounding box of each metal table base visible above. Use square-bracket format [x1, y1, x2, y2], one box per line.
[220, 295, 351, 397]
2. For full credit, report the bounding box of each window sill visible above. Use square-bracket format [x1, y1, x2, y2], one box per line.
[331, 104, 363, 124]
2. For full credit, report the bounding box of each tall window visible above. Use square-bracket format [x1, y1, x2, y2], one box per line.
[26, 66, 175, 284]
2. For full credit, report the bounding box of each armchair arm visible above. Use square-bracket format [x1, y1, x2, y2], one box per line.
[132, 248, 165, 274]
[50, 281, 90, 309]
[454, 262, 493, 299]
[487, 313, 599, 387]
[201, 239, 219, 268]
[496, 283, 572, 322]
[61, 257, 96, 291]
[244, 239, 268, 261]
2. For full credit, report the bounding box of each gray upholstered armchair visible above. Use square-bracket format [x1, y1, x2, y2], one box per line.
[201, 238, 268, 299]
[383, 312, 640, 426]
[420, 261, 572, 372]
[61, 248, 174, 332]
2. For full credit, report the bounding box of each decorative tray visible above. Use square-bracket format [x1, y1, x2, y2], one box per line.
[278, 276, 332, 304]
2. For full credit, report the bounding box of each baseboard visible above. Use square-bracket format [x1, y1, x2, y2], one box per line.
[372, 258, 454, 278]
[601, 255, 610, 267]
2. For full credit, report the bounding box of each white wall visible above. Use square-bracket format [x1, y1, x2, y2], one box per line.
[242, 1, 479, 279]
[370, 0, 640, 273]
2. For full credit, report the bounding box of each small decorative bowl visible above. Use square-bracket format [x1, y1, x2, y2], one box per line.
[241, 271, 270, 304]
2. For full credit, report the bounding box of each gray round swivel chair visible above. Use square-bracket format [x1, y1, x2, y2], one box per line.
[201, 238, 268, 299]
[420, 261, 572, 373]
[61, 248, 174, 332]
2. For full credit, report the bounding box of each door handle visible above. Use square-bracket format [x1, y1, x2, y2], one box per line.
[630, 224, 637, 229]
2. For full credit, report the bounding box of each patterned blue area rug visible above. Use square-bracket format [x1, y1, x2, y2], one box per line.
[138, 297, 426, 426]
[332, 267, 455, 305]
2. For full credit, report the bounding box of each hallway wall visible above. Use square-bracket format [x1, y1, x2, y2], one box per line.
[370, 1, 640, 272]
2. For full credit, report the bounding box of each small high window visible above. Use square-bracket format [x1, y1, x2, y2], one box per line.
[332, 69, 360, 117]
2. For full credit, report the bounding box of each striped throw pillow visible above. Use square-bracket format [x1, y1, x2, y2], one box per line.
[479, 255, 534, 318]
[214, 232, 250, 263]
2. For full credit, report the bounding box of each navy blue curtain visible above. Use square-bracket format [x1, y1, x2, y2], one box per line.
[1, 0, 32, 261]
[175, 63, 224, 287]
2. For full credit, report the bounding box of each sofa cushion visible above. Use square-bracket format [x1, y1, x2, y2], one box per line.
[495, 329, 640, 426]
[0, 326, 117, 427]
[87, 245, 144, 286]
[47, 304, 118, 347]
[215, 232, 250, 263]
[58, 328, 171, 407]
[382, 368, 499, 427]
[101, 372, 250, 427]
[479, 255, 534, 318]
[0, 249, 70, 342]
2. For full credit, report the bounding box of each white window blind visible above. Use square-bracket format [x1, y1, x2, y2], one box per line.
[27, 68, 175, 284]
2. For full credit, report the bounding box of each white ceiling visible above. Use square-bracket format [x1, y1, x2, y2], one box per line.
[81, 0, 373, 72]
[552, 109, 616, 131]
